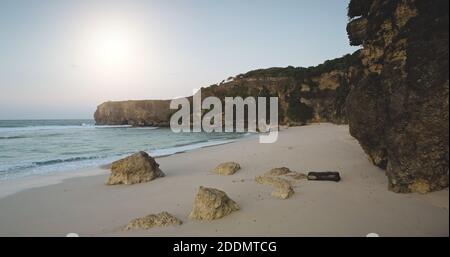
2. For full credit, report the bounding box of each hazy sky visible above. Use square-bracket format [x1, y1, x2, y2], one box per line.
[0, 0, 357, 119]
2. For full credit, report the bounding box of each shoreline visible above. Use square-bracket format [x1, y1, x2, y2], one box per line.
[0, 123, 448, 236]
[0, 133, 256, 199]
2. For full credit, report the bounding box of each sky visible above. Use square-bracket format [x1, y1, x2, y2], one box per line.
[0, 0, 357, 119]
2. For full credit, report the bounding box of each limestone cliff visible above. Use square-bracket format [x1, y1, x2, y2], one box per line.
[94, 52, 362, 127]
[346, 0, 449, 193]
[94, 100, 171, 126]
[202, 53, 362, 126]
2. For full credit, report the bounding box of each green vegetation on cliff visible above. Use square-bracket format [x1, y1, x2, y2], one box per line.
[241, 52, 360, 81]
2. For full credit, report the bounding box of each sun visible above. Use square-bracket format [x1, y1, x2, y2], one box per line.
[93, 28, 135, 65]
[74, 11, 157, 89]
[77, 16, 146, 73]
[90, 26, 135, 68]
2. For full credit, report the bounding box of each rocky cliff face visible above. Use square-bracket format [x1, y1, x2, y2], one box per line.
[346, 0, 449, 193]
[94, 100, 171, 126]
[202, 53, 363, 126]
[94, 52, 362, 127]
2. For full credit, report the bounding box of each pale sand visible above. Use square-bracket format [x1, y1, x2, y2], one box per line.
[0, 124, 447, 236]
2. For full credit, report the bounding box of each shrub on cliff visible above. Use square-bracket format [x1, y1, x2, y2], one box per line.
[241, 53, 359, 82]
[286, 88, 313, 123]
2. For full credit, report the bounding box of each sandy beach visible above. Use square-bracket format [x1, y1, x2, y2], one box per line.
[0, 124, 448, 237]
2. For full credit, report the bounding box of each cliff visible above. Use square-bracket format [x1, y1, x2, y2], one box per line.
[202, 52, 363, 125]
[94, 52, 363, 127]
[345, 0, 449, 193]
[94, 100, 171, 126]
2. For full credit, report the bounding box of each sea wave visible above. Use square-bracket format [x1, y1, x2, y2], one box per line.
[0, 124, 135, 133]
[0, 155, 112, 178]
[93, 125, 133, 128]
[0, 133, 66, 140]
[132, 127, 159, 130]
[0, 125, 88, 133]
[0, 138, 237, 176]
[60, 148, 113, 156]
[0, 135, 28, 140]
[150, 139, 235, 157]
[0, 119, 249, 181]
[32, 155, 108, 166]
[0, 163, 37, 174]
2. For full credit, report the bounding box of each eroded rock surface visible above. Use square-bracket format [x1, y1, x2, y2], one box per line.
[265, 167, 306, 180]
[346, 0, 449, 193]
[255, 176, 294, 199]
[106, 151, 164, 185]
[94, 100, 171, 127]
[212, 162, 241, 176]
[124, 211, 182, 230]
[265, 167, 291, 176]
[189, 186, 239, 220]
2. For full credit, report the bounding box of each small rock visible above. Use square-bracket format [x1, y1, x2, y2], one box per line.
[212, 162, 241, 175]
[255, 176, 294, 199]
[189, 186, 240, 220]
[265, 167, 291, 176]
[265, 167, 307, 180]
[124, 211, 182, 230]
[106, 151, 164, 185]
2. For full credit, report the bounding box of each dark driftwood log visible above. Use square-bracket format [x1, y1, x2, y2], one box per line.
[307, 172, 341, 182]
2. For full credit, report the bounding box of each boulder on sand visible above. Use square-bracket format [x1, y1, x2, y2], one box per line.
[265, 167, 307, 180]
[106, 151, 164, 185]
[189, 186, 240, 220]
[255, 176, 294, 199]
[265, 167, 292, 176]
[125, 211, 182, 230]
[212, 162, 241, 175]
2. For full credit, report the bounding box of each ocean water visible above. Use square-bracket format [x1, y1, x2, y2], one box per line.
[0, 119, 248, 181]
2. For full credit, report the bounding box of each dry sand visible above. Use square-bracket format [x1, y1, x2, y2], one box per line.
[0, 124, 448, 236]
